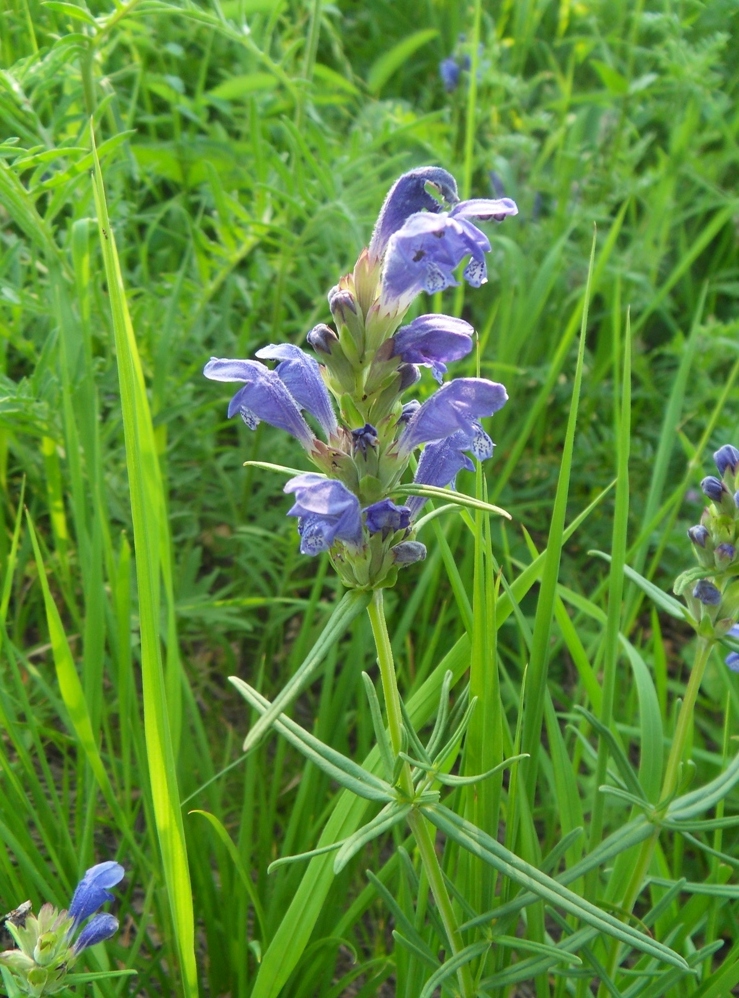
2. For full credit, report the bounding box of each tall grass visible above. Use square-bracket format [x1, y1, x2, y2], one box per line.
[1, 0, 738, 994]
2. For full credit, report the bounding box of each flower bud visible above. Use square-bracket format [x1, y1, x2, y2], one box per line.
[693, 579, 722, 605]
[716, 542, 736, 568]
[714, 444, 739, 477]
[688, 525, 709, 548]
[307, 323, 339, 355]
[351, 423, 378, 456]
[392, 541, 427, 565]
[329, 286, 365, 353]
[701, 476, 727, 502]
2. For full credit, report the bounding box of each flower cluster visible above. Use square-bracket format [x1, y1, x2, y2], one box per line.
[206, 167, 517, 589]
[677, 445, 739, 642]
[0, 862, 124, 997]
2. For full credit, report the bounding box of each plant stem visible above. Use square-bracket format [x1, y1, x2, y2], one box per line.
[597, 636, 713, 997]
[367, 588, 475, 998]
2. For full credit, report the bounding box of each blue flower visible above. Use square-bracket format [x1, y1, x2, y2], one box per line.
[255, 343, 338, 439]
[406, 430, 482, 517]
[688, 525, 709, 548]
[439, 57, 461, 92]
[284, 474, 363, 555]
[392, 314, 474, 382]
[380, 198, 518, 310]
[73, 913, 119, 954]
[364, 499, 411, 535]
[204, 358, 317, 450]
[399, 377, 506, 454]
[715, 444, 739, 476]
[369, 167, 460, 262]
[68, 862, 124, 926]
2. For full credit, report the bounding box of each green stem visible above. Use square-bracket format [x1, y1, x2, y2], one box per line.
[597, 636, 713, 997]
[367, 589, 475, 998]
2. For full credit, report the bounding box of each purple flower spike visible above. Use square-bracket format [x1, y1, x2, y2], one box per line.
[392, 314, 474, 382]
[69, 862, 124, 925]
[364, 499, 411, 535]
[204, 358, 316, 450]
[693, 579, 722, 605]
[255, 344, 338, 439]
[714, 445, 739, 476]
[73, 913, 119, 953]
[369, 167, 459, 262]
[399, 378, 506, 454]
[284, 474, 363, 555]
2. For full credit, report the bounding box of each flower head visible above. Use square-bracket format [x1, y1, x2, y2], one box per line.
[368, 167, 460, 262]
[439, 57, 461, 91]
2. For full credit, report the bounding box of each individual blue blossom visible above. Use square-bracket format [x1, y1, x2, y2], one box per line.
[284, 474, 363, 555]
[380, 198, 518, 310]
[204, 358, 317, 451]
[392, 314, 474, 382]
[399, 378, 506, 454]
[368, 167, 460, 262]
[365, 499, 411, 535]
[725, 625, 739, 671]
[406, 429, 481, 518]
[69, 861, 124, 926]
[255, 344, 338, 439]
[715, 445, 739, 476]
[73, 913, 120, 954]
[439, 57, 461, 92]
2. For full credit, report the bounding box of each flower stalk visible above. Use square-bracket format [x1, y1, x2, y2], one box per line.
[366, 589, 475, 998]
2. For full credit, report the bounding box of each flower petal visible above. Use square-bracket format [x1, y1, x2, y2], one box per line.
[205, 357, 316, 450]
[399, 378, 507, 454]
[73, 913, 119, 953]
[256, 344, 338, 438]
[392, 314, 474, 383]
[68, 862, 124, 925]
[284, 474, 363, 554]
[364, 499, 411, 534]
[368, 167, 459, 262]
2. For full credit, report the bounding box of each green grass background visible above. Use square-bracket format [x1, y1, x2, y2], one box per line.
[1, 0, 739, 994]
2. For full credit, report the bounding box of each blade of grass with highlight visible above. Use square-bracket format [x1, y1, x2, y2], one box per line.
[90, 131, 198, 998]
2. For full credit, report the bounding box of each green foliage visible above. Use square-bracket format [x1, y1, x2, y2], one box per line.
[1, 0, 739, 994]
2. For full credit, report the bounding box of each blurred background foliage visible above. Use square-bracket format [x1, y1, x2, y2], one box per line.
[1, 0, 738, 993]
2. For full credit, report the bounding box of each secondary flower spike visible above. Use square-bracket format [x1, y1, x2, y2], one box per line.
[205, 166, 517, 588]
[0, 860, 124, 996]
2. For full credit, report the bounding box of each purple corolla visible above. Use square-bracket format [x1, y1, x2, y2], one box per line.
[368, 167, 460, 262]
[255, 344, 338, 439]
[73, 912, 120, 953]
[406, 427, 492, 518]
[715, 445, 739, 476]
[69, 862, 125, 926]
[392, 314, 474, 382]
[204, 358, 317, 450]
[399, 377, 507, 454]
[284, 474, 363, 555]
[439, 57, 461, 92]
[380, 198, 518, 310]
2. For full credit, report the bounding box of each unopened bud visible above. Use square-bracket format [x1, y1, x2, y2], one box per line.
[701, 476, 727, 502]
[392, 541, 427, 565]
[397, 364, 421, 392]
[714, 444, 739, 476]
[693, 579, 722, 605]
[716, 543, 736, 567]
[307, 323, 339, 355]
[688, 525, 709, 548]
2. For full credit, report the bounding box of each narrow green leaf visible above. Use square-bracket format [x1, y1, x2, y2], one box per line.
[366, 28, 438, 93]
[418, 940, 490, 998]
[333, 804, 411, 873]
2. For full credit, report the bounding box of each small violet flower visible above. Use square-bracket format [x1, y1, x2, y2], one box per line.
[399, 378, 506, 454]
[391, 314, 474, 383]
[364, 499, 411, 535]
[284, 474, 363, 555]
[439, 57, 461, 92]
[69, 861, 125, 926]
[255, 344, 338, 439]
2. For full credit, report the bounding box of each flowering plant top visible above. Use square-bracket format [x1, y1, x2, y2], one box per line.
[206, 167, 518, 589]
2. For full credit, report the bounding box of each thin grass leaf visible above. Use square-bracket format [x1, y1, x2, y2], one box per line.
[418, 940, 490, 998]
[333, 804, 411, 873]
